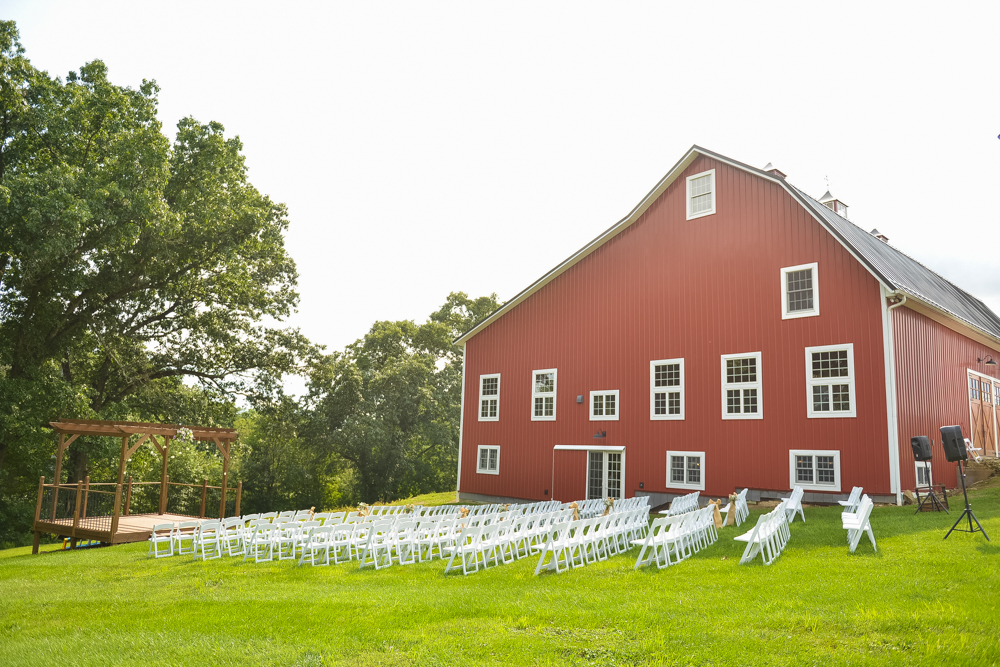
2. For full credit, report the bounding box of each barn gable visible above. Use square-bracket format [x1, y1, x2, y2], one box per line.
[457, 146, 1000, 348]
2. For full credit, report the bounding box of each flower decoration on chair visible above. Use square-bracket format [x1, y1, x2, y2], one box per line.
[174, 427, 195, 446]
[403, 504, 415, 515]
[569, 501, 580, 521]
[358, 502, 371, 517]
[602, 496, 615, 516]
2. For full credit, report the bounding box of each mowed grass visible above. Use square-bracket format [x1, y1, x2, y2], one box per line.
[1, 487, 999, 667]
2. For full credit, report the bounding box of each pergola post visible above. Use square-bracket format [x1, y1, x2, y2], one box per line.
[110, 482, 122, 542]
[124, 476, 133, 516]
[218, 439, 230, 519]
[82, 475, 90, 519]
[158, 436, 170, 515]
[235, 481, 242, 517]
[50, 434, 64, 521]
[117, 435, 129, 486]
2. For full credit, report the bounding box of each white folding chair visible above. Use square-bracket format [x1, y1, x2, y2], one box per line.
[148, 523, 175, 558]
[843, 496, 877, 553]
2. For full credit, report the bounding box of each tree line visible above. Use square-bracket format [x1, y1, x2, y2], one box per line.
[0, 22, 498, 546]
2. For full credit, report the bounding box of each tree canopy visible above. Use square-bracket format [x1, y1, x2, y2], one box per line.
[0, 21, 311, 543]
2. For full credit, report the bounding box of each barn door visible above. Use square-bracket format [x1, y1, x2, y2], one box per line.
[968, 372, 998, 458]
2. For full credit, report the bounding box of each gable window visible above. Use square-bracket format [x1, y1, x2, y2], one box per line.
[789, 449, 841, 492]
[781, 263, 819, 319]
[590, 390, 620, 421]
[477, 445, 500, 475]
[915, 462, 933, 488]
[478, 374, 500, 421]
[805, 344, 856, 418]
[650, 359, 684, 420]
[721, 352, 762, 420]
[686, 169, 716, 220]
[531, 369, 557, 421]
[666, 451, 705, 491]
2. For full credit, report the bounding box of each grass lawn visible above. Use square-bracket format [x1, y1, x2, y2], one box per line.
[1, 486, 999, 666]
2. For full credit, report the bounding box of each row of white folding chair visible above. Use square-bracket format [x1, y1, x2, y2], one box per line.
[633, 506, 717, 569]
[842, 495, 877, 553]
[663, 491, 700, 516]
[443, 509, 575, 575]
[532, 508, 650, 575]
[838, 486, 863, 512]
[735, 500, 790, 565]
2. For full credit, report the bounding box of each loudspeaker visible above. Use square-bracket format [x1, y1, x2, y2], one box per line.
[940, 425, 967, 463]
[910, 436, 932, 462]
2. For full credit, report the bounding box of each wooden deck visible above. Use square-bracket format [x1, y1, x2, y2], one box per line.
[33, 513, 198, 547]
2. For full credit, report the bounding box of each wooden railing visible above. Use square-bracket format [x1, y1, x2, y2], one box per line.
[33, 476, 243, 535]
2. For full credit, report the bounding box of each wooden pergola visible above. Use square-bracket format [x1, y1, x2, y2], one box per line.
[33, 418, 240, 553]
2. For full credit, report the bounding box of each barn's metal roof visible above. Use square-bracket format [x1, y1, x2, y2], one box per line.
[456, 146, 1000, 345]
[792, 185, 1000, 341]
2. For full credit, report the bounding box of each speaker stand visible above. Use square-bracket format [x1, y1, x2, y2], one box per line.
[914, 461, 948, 514]
[944, 460, 990, 540]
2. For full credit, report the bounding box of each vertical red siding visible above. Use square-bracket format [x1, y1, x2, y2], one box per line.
[893, 307, 1000, 489]
[461, 156, 891, 501]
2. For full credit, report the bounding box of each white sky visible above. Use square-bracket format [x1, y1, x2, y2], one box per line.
[7, 2, 1000, 390]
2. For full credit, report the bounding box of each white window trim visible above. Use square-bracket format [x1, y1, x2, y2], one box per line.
[478, 373, 500, 422]
[590, 390, 620, 421]
[914, 461, 933, 488]
[805, 343, 857, 418]
[665, 450, 705, 491]
[781, 262, 820, 320]
[685, 169, 716, 220]
[788, 449, 841, 492]
[650, 358, 685, 421]
[531, 368, 558, 422]
[476, 445, 500, 475]
[721, 352, 763, 420]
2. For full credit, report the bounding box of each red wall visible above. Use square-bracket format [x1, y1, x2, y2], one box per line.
[460, 155, 891, 502]
[893, 306, 1000, 488]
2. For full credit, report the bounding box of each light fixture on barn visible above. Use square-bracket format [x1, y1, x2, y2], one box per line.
[593, 430, 606, 439]
[977, 355, 997, 367]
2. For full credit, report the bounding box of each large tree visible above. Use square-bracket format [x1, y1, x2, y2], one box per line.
[0, 22, 311, 542]
[304, 292, 499, 504]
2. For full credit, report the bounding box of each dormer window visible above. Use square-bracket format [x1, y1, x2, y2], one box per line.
[686, 169, 716, 220]
[819, 190, 849, 219]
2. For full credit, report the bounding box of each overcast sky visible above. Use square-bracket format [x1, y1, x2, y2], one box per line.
[6, 2, 1000, 386]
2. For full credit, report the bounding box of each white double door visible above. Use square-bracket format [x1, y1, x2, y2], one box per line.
[587, 451, 622, 500]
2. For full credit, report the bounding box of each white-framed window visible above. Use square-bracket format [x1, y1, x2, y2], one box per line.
[590, 390, 620, 421]
[666, 451, 705, 491]
[721, 352, 762, 420]
[531, 368, 557, 421]
[805, 344, 856, 418]
[915, 461, 933, 488]
[686, 169, 716, 220]
[478, 374, 500, 422]
[789, 449, 841, 492]
[650, 359, 684, 420]
[781, 262, 819, 319]
[476, 445, 500, 475]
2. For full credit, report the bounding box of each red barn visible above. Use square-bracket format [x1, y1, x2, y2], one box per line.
[455, 146, 1000, 506]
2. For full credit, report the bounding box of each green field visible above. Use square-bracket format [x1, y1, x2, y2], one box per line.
[1, 487, 998, 667]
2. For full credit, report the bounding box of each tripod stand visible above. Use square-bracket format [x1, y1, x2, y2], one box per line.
[944, 460, 990, 540]
[914, 460, 948, 514]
